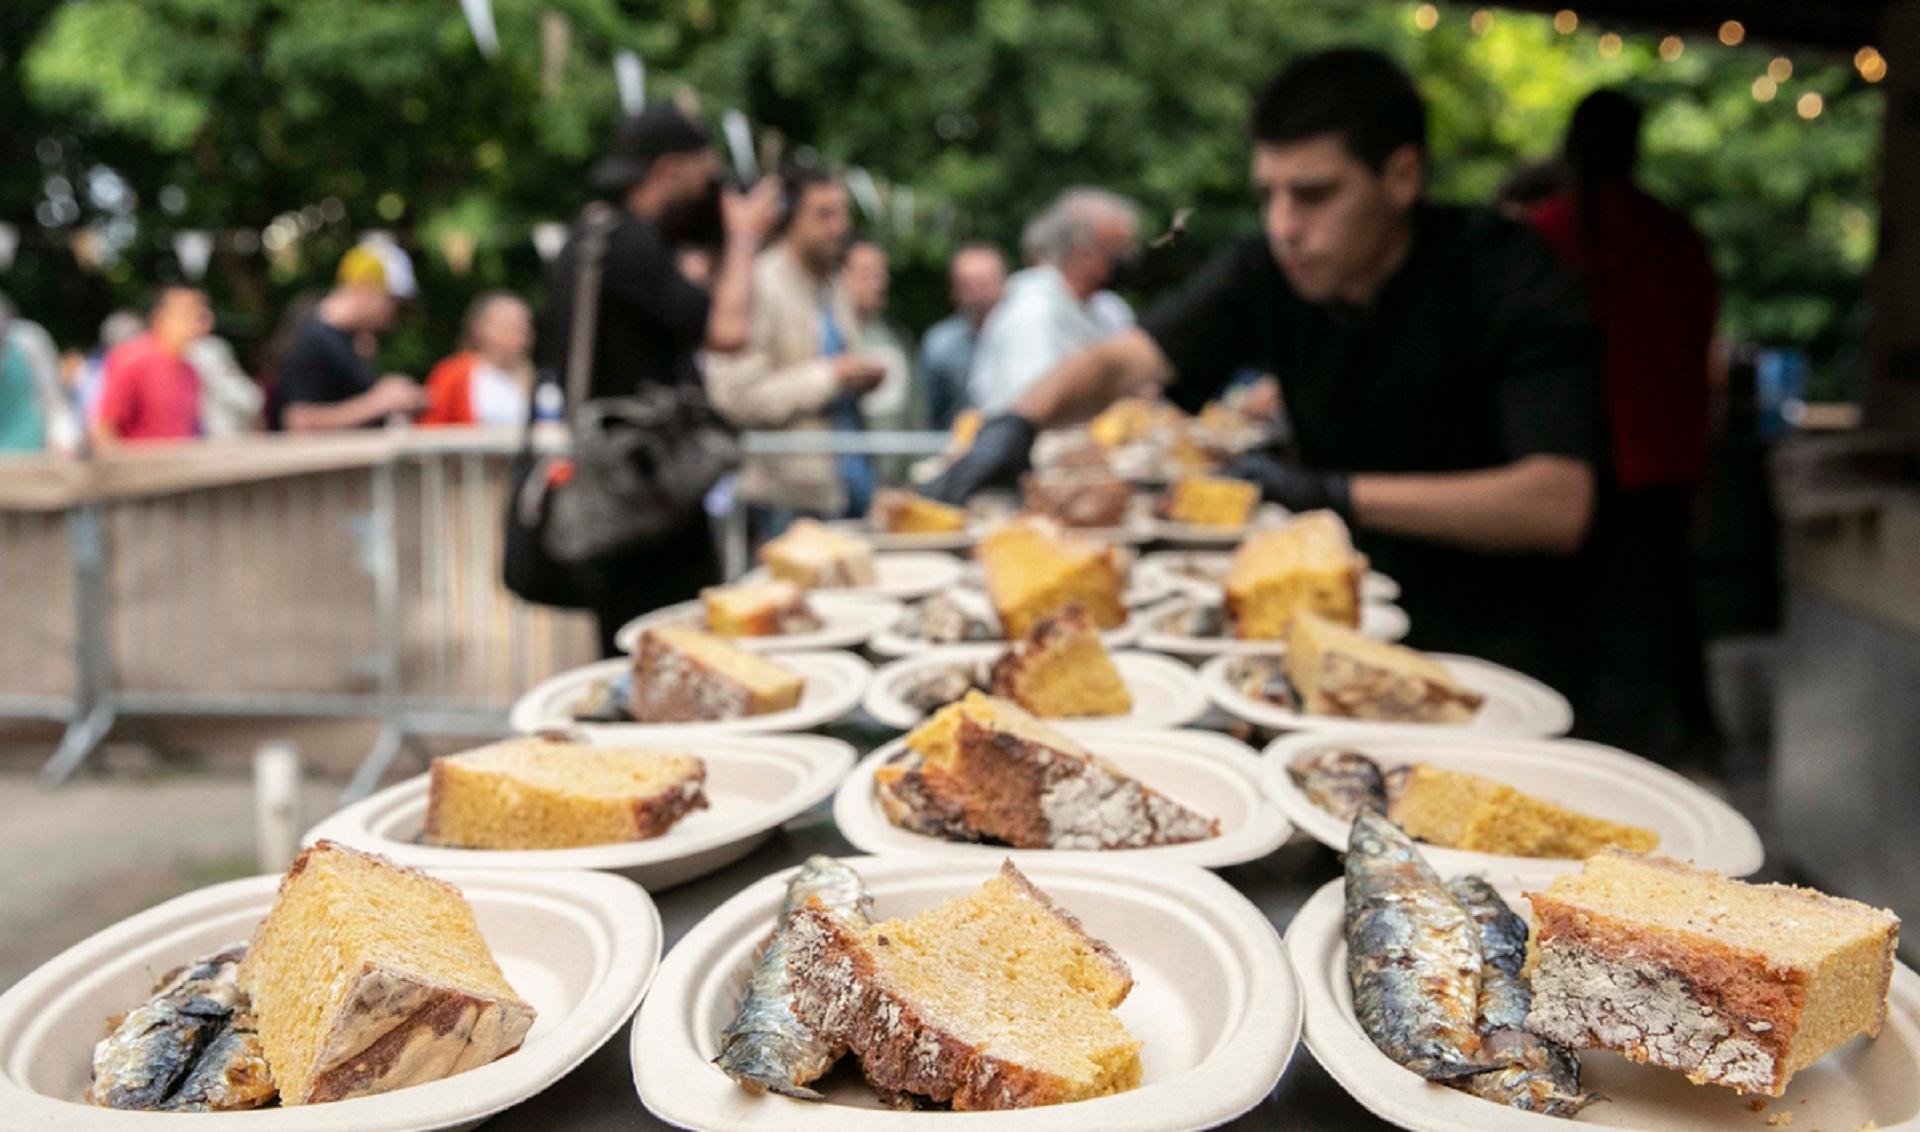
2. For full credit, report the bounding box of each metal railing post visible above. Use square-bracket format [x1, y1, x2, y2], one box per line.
[39, 503, 116, 788]
[341, 458, 409, 804]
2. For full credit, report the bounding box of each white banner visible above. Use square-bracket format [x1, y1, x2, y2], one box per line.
[722, 110, 758, 182]
[614, 50, 645, 115]
[0, 223, 16, 272]
[173, 230, 214, 281]
[460, 0, 499, 57]
[532, 222, 569, 262]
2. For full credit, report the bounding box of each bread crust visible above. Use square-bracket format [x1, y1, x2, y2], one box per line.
[785, 903, 1076, 1109]
[1530, 896, 1798, 1074]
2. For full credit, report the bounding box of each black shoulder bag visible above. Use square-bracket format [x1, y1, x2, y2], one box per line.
[539, 202, 739, 565]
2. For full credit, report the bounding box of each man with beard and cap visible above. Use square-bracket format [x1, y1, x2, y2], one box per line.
[928, 49, 1606, 700]
[543, 104, 780, 655]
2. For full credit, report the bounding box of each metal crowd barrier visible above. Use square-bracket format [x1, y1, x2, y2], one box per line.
[0, 428, 950, 802]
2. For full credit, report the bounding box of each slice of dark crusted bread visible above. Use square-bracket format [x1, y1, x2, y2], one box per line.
[898, 691, 1217, 850]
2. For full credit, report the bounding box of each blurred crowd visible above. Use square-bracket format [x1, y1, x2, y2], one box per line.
[0, 49, 1731, 767]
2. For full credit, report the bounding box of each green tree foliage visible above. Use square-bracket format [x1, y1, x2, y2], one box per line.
[4, 0, 1884, 395]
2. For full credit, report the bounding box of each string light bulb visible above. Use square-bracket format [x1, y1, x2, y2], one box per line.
[1553, 9, 1578, 34]
[1659, 35, 1685, 62]
[1751, 76, 1777, 102]
[1768, 56, 1793, 82]
[1413, 3, 1439, 31]
[1856, 47, 1887, 83]
[1718, 20, 1745, 46]
[1470, 9, 1493, 34]
[1598, 32, 1623, 58]
[1797, 92, 1824, 119]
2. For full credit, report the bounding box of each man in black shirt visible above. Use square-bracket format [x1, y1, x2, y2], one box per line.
[271, 238, 427, 431]
[543, 105, 779, 654]
[931, 50, 1606, 693]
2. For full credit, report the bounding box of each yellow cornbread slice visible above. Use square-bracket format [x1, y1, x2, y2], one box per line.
[759, 518, 876, 588]
[1160, 476, 1260, 527]
[424, 737, 706, 849]
[1385, 762, 1657, 858]
[1527, 852, 1899, 1097]
[870, 489, 968, 533]
[1285, 611, 1482, 723]
[701, 580, 810, 637]
[786, 860, 1141, 1110]
[238, 841, 535, 1105]
[1223, 510, 1366, 638]
[988, 606, 1132, 718]
[976, 516, 1126, 638]
[630, 626, 803, 722]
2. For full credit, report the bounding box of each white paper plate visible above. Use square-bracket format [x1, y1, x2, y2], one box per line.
[867, 589, 1143, 658]
[954, 562, 1172, 609]
[1136, 550, 1401, 604]
[1199, 649, 1573, 739]
[1288, 875, 1920, 1132]
[1137, 598, 1411, 657]
[0, 868, 660, 1131]
[613, 592, 904, 655]
[1262, 730, 1764, 881]
[1146, 503, 1292, 547]
[305, 735, 857, 891]
[632, 854, 1300, 1131]
[826, 518, 981, 553]
[862, 646, 1210, 731]
[510, 652, 871, 737]
[742, 551, 965, 601]
[835, 724, 1291, 868]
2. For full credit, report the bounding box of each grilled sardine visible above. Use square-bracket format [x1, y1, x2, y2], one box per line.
[1289, 748, 1388, 821]
[1345, 810, 1485, 1080]
[87, 944, 273, 1111]
[1446, 876, 1598, 1117]
[715, 855, 873, 1098]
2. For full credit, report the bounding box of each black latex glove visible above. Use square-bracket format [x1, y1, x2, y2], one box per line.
[924, 414, 1037, 504]
[1224, 450, 1353, 517]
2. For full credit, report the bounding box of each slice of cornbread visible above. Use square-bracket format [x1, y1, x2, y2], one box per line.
[1159, 476, 1260, 527]
[786, 860, 1142, 1110]
[701, 580, 816, 637]
[1285, 611, 1484, 723]
[1386, 762, 1658, 858]
[424, 737, 707, 850]
[237, 841, 535, 1105]
[759, 519, 877, 588]
[988, 606, 1133, 718]
[902, 691, 1216, 849]
[631, 626, 803, 722]
[1021, 470, 1134, 529]
[870, 489, 968, 534]
[1223, 510, 1367, 638]
[1526, 852, 1899, 1097]
[1088, 397, 1168, 449]
[976, 516, 1127, 638]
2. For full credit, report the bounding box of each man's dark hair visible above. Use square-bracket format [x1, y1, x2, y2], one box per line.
[1562, 88, 1642, 182]
[1249, 48, 1427, 171]
[775, 163, 841, 237]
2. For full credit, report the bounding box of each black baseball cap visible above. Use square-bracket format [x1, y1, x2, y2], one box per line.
[589, 106, 713, 195]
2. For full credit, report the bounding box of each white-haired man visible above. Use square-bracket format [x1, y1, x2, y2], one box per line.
[967, 188, 1139, 413]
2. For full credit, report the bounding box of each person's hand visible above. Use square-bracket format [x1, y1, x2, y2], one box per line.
[371, 375, 427, 416]
[833, 355, 888, 395]
[1223, 449, 1351, 516]
[721, 177, 782, 246]
[924, 414, 1037, 504]
[1240, 375, 1282, 421]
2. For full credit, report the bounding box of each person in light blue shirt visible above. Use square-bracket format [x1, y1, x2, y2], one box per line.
[916, 242, 1006, 429]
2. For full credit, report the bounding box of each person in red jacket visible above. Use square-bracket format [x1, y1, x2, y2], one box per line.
[421, 291, 535, 427]
[93, 286, 214, 445]
[1530, 88, 1720, 764]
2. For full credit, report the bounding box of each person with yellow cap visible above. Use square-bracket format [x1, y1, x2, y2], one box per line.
[268, 235, 427, 430]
